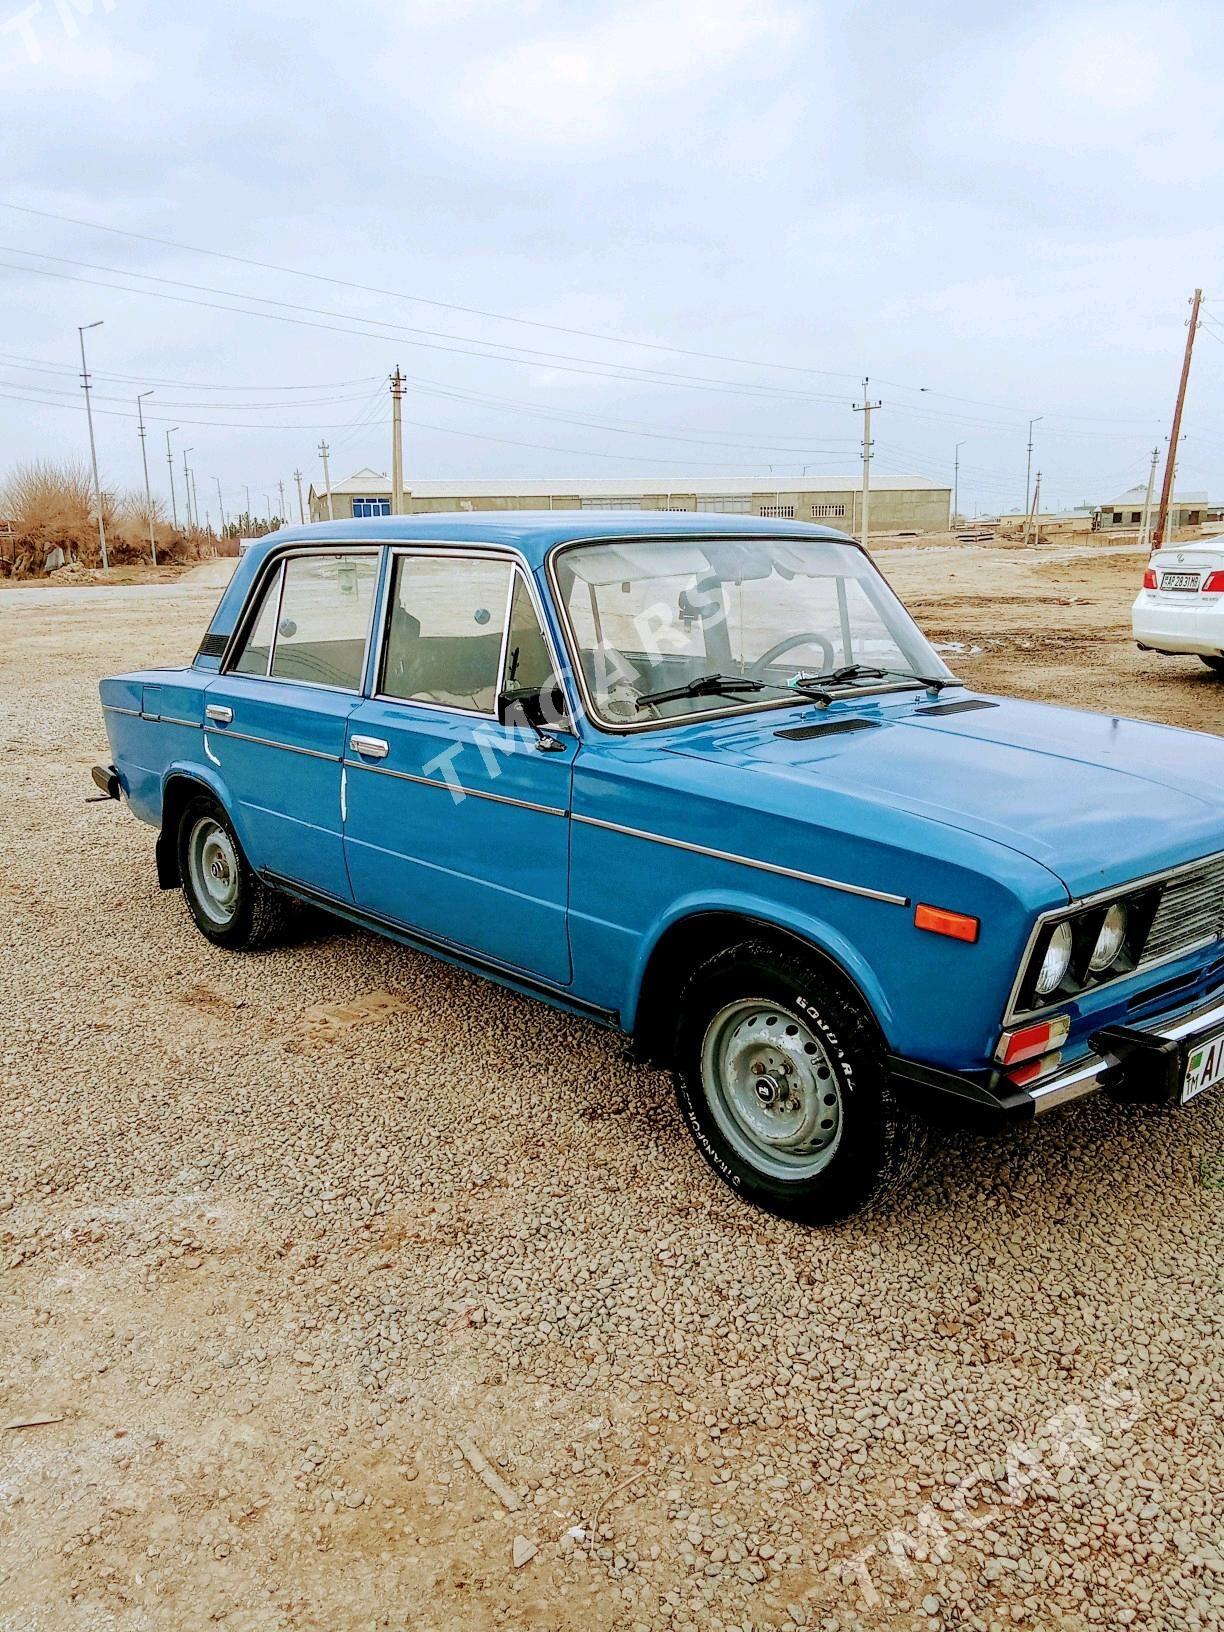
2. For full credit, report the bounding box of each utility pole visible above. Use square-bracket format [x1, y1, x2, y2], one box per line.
[214, 477, 227, 535]
[77, 321, 108, 569]
[1030, 471, 1042, 545]
[244, 485, 251, 523]
[852, 378, 881, 550]
[277, 478, 286, 523]
[1138, 446, 1160, 552]
[1023, 416, 1043, 544]
[190, 471, 201, 532]
[318, 440, 334, 521]
[182, 449, 194, 529]
[165, 428, 179, 529]
[136, 390, 157, 565]
[293, 469, 305, 524]
[1154, 288, 1202, 548]
[389, 366, 405, 516]
[953, 440, 965, 530]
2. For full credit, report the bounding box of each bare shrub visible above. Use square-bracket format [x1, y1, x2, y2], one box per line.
[0, 459, 210, 575]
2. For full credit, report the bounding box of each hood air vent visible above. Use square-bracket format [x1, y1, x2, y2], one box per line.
[914, 698, 999, 717]
[774, 718, 880, 741]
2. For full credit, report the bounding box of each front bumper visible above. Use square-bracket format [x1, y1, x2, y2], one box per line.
[892, 983, 1224, 1125]
[1026, 986, 1224, 1113]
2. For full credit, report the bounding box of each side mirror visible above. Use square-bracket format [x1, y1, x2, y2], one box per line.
[497, 685, 568, 751]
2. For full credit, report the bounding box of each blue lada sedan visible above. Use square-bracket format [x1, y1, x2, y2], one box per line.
[95, 514, 1224, 1222]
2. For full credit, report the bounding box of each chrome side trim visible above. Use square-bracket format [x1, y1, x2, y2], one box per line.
[104, 705, 202, 729]
[1004, 844, 1224, 1026]
[343, 757, 567, 818]
[571, 812, 908, 904]
[208, 728, 340, 763]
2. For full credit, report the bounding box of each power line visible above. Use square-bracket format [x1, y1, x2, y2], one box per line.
[0, 369, 867, 459]
[0, 252, 1176, 447]
[0, 203, 1173, 430]
[0, 348, 383, 391]
[0, 243, 859, 406]
[0, 199, 870, 385]
[0, 384, 870, 470]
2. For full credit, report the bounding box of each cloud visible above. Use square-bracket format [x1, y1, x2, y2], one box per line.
[919, 2, 1224, 191]
[456, 0, 805, 145]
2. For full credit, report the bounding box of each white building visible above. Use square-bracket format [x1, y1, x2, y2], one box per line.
[1097, 486, 1220, 531]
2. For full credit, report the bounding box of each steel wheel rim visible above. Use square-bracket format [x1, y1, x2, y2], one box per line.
[699, 998, 844, 1180]
[187, 816, 240, 926]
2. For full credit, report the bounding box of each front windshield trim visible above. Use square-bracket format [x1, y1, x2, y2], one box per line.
[544, 530, 950, 736]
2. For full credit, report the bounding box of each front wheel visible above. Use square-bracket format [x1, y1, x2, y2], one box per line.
[673, 941, 926, 1223]
[1199, 656, 1224, 674]
[177, 794, 287, 950]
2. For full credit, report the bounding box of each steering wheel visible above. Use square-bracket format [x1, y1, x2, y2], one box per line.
[749, 631, 836, 677]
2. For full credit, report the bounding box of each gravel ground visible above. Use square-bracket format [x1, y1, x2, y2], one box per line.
[0, 541, 1221, 1632]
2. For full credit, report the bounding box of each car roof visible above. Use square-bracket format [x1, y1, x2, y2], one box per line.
[198, 510, 860, 660]
[248, 509, 852, 570]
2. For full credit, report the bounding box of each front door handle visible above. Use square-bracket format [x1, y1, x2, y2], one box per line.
[350, 734, 389, 760]
[205, 704, 233, 725]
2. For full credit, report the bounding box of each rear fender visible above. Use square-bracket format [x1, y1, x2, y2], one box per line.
[156, 760, 253, 889]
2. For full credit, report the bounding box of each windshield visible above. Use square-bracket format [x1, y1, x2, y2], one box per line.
[552, 536, 951, 726]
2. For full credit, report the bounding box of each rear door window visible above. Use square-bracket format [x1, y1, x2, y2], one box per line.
[229, 552, 378, 689]
[231, 566, 282, 676]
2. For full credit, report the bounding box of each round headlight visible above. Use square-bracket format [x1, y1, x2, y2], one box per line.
[1035, 920, 1074, 996]
[1089, 901, 1128, 972]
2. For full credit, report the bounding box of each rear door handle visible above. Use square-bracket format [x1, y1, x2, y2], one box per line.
[205, 704, 233, 725]
[350, 734, 389, 760]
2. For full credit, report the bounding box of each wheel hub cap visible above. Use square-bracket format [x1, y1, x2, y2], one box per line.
[699, 1000, 844, 1180]
[188, 817, 240, 926]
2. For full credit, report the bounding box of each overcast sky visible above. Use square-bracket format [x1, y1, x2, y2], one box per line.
[2, 0, 1222, 522]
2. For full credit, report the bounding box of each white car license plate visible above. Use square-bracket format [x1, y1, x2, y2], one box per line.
[1160, 572, 1200, 591]
[1182, 1033, 1224, 1104]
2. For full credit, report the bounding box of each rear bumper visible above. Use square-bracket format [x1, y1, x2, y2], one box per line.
[892, 982, 1224, 1126]
[1132, 596, 1224, 657]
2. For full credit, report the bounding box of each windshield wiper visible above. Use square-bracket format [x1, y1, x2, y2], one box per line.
[635, 672, 768, 709]
[788, 663, 959, 696]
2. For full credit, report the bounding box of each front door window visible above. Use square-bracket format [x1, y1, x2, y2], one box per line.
[380, 554, 512, 713]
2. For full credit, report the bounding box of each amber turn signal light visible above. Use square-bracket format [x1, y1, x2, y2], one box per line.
[914, 903, 980, 943]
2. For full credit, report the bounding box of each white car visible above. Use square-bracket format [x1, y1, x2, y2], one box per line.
[1133, 540, 1224, 673]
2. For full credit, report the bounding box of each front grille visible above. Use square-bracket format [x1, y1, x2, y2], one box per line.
[1142, 855, 1224, 966]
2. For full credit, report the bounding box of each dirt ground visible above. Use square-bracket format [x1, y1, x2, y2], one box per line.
[0, 538, 1220, 1632]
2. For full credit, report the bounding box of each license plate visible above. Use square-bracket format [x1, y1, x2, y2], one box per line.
[1160, 572, 1200, 591]
[1182, 1033, 1224, 1104]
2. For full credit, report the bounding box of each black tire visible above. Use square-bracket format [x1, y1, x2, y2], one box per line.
[176, 793, 288, 950]
[673, 940, 926, 1223]
[1199, 656, 1224, 674]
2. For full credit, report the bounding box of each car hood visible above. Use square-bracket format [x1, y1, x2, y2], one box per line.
[662, 693, 1224, 899]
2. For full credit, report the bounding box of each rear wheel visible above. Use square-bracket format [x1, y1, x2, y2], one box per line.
[673, 940, 926, 1223]
[1199, 656, 1224, 674]
[176, 794, 287, 950]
